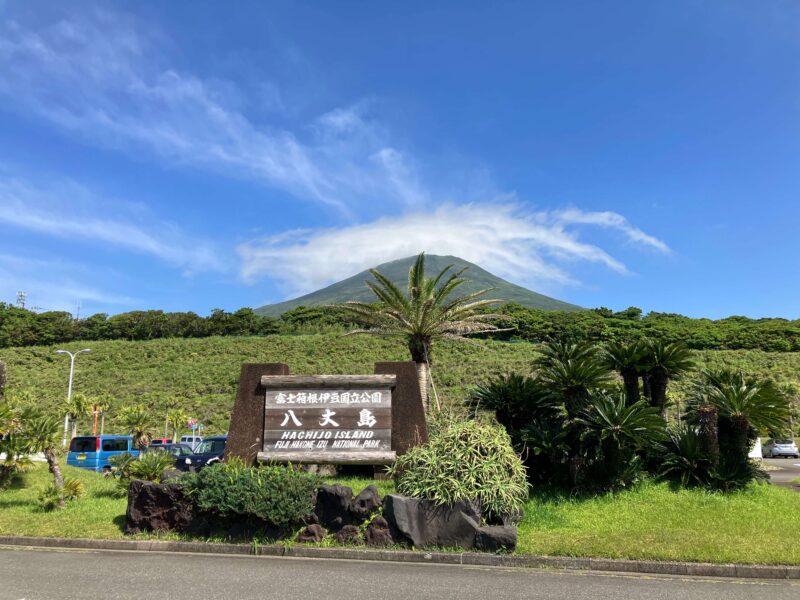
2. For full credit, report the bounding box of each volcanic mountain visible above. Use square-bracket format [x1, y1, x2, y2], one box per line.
[254, 255, 583, 317]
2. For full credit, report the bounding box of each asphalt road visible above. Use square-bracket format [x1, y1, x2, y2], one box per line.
[764, 457, 800, 490]
[1, 547, 798, 600]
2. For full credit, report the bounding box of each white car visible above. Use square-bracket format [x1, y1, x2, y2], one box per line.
[762, 439, 800, 459]
[180, 435, 204, 451]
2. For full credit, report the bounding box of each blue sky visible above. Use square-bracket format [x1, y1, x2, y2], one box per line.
[0, 0, 798, 319]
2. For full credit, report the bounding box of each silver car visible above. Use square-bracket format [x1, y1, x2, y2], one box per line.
[763, 439, 800, 459]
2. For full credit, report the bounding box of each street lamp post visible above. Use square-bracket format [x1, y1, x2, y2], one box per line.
[56, 348, 91, 447]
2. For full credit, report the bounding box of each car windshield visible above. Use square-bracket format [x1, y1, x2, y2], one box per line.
[194, 439, 225, 455]
[775, 440, 795, 445]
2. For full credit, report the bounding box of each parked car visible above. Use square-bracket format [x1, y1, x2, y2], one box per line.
[180, 435, 204, 450]
[176, 435, 227, 472]
[67, 436, 139, 472]
[763, 439, 800, 459]
[147, 442, 194, 459]
[149, 438, 172, 445]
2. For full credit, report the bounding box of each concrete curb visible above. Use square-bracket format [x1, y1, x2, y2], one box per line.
[0, 535, 798, 580]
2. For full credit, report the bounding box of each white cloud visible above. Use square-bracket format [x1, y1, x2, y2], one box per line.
[0, 173, 225, 274]
[237, 203, 670, 297]
[554, 208, 671, 253]
[0, 254, 137, 313]
[0, 11, 434, 215]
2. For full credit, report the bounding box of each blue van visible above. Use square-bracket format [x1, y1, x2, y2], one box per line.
[67, 436, 140, 472]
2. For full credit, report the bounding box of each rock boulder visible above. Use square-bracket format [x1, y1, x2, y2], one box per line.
[364, 516, 393, 547]
[382, 494, 481, 549]
[474, 525, 517, 552]
[125, 480, 193, 534]
[314, 484, 354, 532]
[349, 485, 382, 522]
[296, 523, 325, 543]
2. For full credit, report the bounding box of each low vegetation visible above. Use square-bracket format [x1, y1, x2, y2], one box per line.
[2, 335, 800, 438]
[2, 464, 799, 565]
[389, 419, 528, 520]
[182, 460, 320, 529]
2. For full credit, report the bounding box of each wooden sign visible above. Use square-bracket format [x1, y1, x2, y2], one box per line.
[256, 375, 396, 465]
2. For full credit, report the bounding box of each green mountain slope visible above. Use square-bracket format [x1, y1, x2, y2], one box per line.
[2, 335, 799, 437]
[255, 254, 583, 316]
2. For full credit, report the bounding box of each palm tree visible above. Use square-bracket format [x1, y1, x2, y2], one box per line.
[0, 360, 6, 403]
[167, 409, 187, 442]
[65, 392, 92, 439]
[639, 340, 694, 416]
[337, 253, 504, 411]
[120, 406, 152, 453]
[22, 412, 65, 507]
[535, 341, 612, 417]
[0, 402, 20, 438]
[698, 369, 790, 462]
[90, 394, 113, 436]
[602, 340, 645, 404]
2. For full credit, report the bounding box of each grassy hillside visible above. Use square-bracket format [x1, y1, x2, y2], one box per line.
[2, 334, 799, 437]
[255, 254, 583, 316]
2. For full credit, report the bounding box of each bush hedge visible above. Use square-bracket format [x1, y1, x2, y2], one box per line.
[389, 419, 528, 521]
[181, 461, 319, 528]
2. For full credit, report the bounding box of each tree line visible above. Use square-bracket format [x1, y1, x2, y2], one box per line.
[2, 301, 799, 352]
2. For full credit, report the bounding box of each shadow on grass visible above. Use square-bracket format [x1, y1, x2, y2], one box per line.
[112, 514, 126, 532]
[92, 489, 122, 499]
[0, 498, 34, 509]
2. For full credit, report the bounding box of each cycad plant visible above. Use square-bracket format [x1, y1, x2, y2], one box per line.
[574, 393, 667, 489]
[698, 368, 789, 463]
[658, 425, 714, 488]
[602, 340, 645, 404]
[337, 253, 504, 411]
[466, 373, 559, 436]
[639, 340, 694, 416]
[535, 341, 612, 417]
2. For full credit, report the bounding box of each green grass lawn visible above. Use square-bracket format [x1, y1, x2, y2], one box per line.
[2, 464, 800, 564]
[518, 482, 800, 565]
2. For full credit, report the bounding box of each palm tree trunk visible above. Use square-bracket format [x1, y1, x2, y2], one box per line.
[44, 447, 65, 509]
[415, 361, 430, 413]
[621, 369, 640, 405]
[730, 415, 751, 462]
[648, 371, 669, 415]
[696, 403, 720, 467]
[641, 374, 652, 402]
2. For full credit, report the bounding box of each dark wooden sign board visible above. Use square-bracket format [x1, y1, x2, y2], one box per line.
[258, 374, 396, 465]
[225, 362, 427, 467]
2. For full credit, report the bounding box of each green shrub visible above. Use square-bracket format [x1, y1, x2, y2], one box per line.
[38, 477, 84, 511]
[388, 420, 528, 520]
[182, 461, 319, 527]
[129, 451, 176, 483]
[108, 453, 135, 479]
[658, 425, 714, 488]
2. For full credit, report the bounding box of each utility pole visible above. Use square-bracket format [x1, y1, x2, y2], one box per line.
[55, 348, 92, 447]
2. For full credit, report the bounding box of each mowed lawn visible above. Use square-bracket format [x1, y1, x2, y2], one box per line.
[2, 464, 800, 565]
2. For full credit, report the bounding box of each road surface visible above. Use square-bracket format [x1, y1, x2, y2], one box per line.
[764, 457, 800, 490]
[1, 547, 797, 600]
